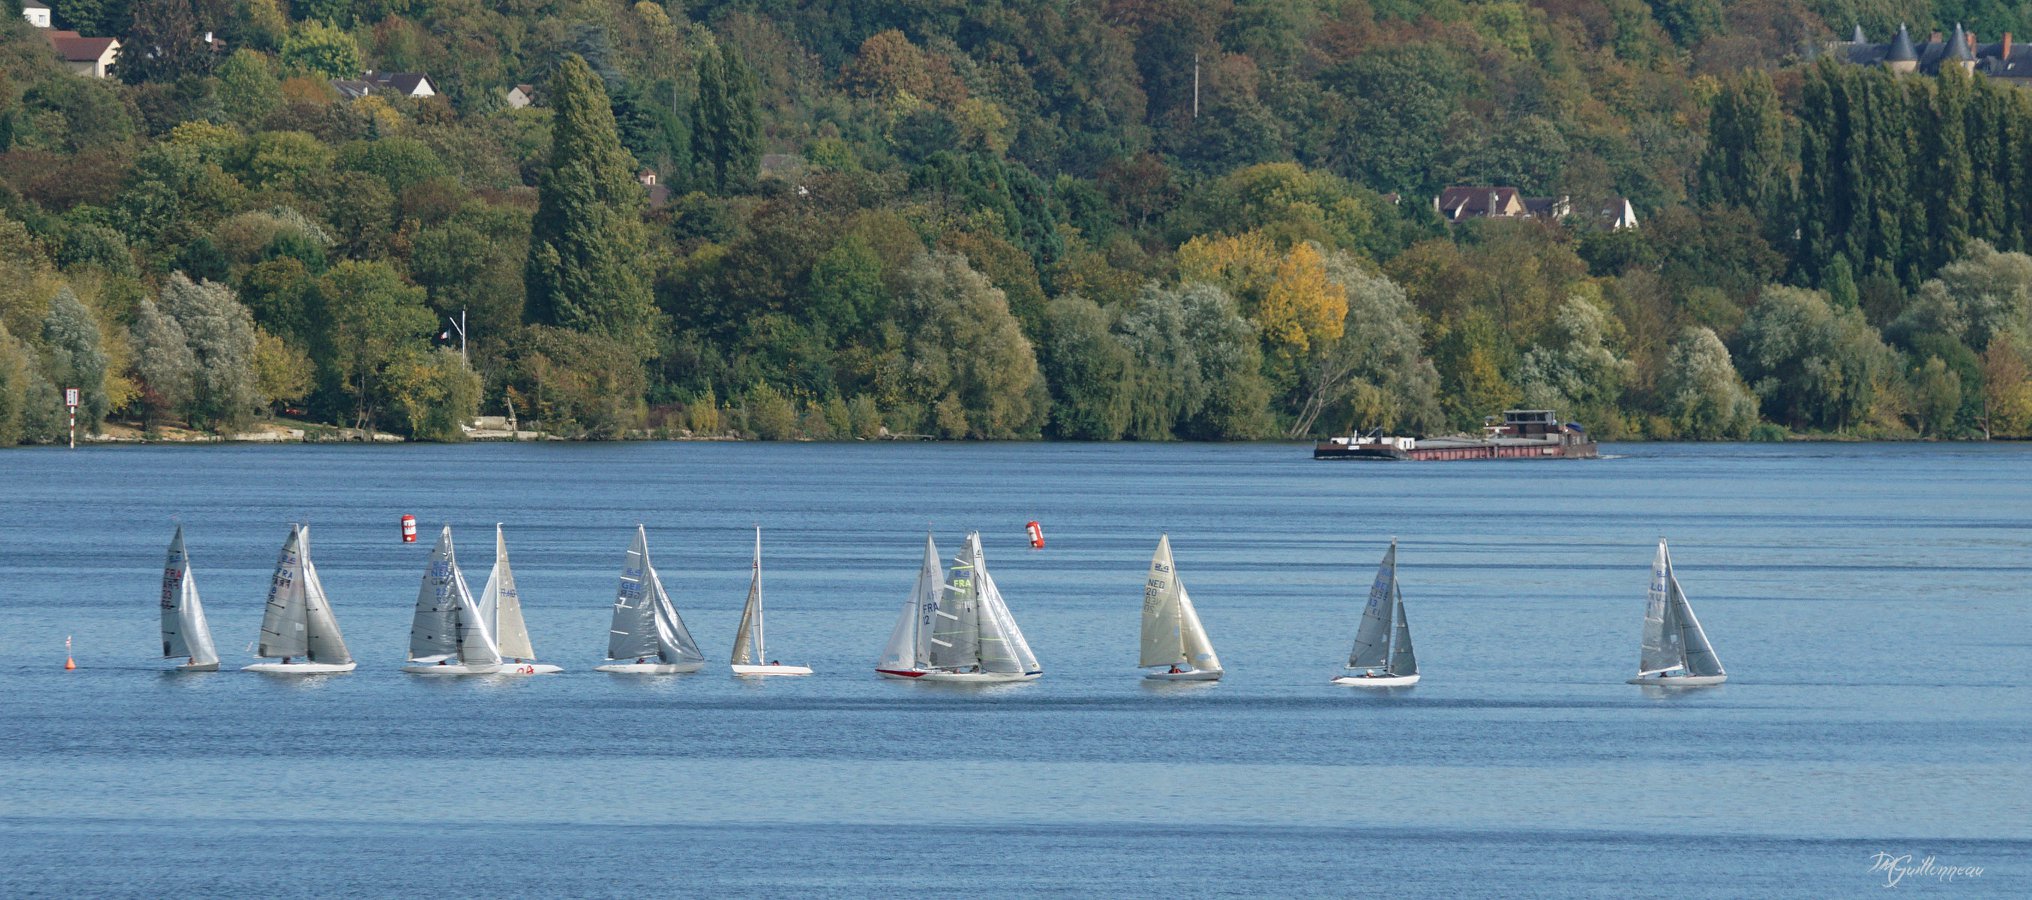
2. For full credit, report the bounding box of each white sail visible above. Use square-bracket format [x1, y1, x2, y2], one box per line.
[482, 525, 537, 661]
[1638, 540, 1685, 675]
[297, 527, 352, 664]
[879, 534, 941, 671]
[158, 526, 218, 667]
[1669, 560, 1725, 677]
[927, 545, 980, 671]
[648, 565, 704, 663]
[973, 535, 1040, 674]
[450, 551, 501, 667]
[1347, 541, 1397, 669]
[1387, 586, 1416, 677]
[256, 526, 310, 659]
[1176, 584, 1221, 673]
[732, 527, 764, 666]
[409, 526, 464, 662]
[1139, 535, 1185, 668]
[607, 526, 662, 661]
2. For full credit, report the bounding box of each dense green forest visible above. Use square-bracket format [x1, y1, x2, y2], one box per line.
[1, 0, 2031, 444]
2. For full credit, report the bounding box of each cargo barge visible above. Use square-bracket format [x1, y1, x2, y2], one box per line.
[1313, 410, 1597, 461]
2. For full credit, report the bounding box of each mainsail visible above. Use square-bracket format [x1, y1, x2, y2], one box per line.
[1638, 540, 1687, 675]
[731, 527, 765, 665]
[927, 543, 981, 671]
[1347, 541, 1398, 669]
[480, 525, 537, 661]
[607, 526, 662, 660]
[158, 526, 218, 667]
[256, 526, 310, 659]
[878, 534, 942, 671]
[297, 527, 352, 664]
[409, 526, 463, 661]
[1139, 535, 1185, 668]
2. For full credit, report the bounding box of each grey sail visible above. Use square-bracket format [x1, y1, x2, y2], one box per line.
[927, 545, 980, 671]
[731, 527, 764, 666]
[256, 525, 310, 659]
[1670, 566, 1725, 677]
[606, 526, 662, 661]
[879, 534, 941, 670]
[1638, 540, 1685, 675]
[409, 526, 463, 661]
[298, 527, 352, 664]
[649, 566, 704, 663]
[483, 526, 537, 661]
[1139, 535, 1185, 668]
[973, 534, 1040, 674]
[1388, 586, 1416, 677]
[1347, 541, 1397, 669]
[159, 527, 218, 667]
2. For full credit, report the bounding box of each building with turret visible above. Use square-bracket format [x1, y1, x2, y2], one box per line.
[1833, 23, 2032, 84]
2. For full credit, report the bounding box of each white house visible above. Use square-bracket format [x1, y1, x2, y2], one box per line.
[22, 0, 50, 28]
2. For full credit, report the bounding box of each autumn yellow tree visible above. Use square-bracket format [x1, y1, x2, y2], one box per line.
[1177, 231, 1279, 310]
[1256, 242, 1345, 357]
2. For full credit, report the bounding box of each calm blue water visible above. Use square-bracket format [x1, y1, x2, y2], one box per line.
[0, 442, 2025, 896]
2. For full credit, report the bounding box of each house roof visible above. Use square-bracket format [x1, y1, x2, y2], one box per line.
[1437, 186, 1522, 221]
[331, 79, 374, 99]
[23, 0, 49, 9]
[46, 31, 118, 62]
[372, 72, 432, 94]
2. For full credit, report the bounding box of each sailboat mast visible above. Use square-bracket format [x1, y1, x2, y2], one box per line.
[753, 525, 765, 660]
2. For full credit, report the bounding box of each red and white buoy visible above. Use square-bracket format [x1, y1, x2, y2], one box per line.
[401, 514, 417, 543]
[1026, 520, 1045, 549]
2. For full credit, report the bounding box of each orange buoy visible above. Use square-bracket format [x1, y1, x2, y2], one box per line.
[64, 635, 75, 670]
[1026, 521, 1045, 549]
[401, 514, 417, 543]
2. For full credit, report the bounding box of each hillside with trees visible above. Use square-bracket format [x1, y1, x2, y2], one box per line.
[0, 0, 2030, 444]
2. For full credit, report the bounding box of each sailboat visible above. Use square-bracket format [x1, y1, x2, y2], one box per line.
[401, 525, 502, 675]
[1332, 539, 1419, 686]
[875, 534, 943, 679]
[477, 525, 562, 675]
[244, 524, 357, 674]
[1139, 535, 1222, 681]
[919, 532, 1041, 683]
[595, 525, 707, 674]
[730, 526, 812, 676]
[158, 525, 219, 672]
[1628, 539, 1727, 686]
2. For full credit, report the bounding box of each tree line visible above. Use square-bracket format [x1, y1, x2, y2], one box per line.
[0, 1, 2029, 446]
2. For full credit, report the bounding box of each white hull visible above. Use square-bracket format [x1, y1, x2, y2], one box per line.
[1629, 673, 1726, 686]
[1144, 669, 1222, 682]
[596, 661, 706, 674]
[405, 662, 564, 676]
[876, 668, 927, 680]
[172, 661, 219, 672]
[403, 663, 501, 675]
[732, 663, 812, 676]
[914, 670, 1041, 683]
[1332, 673, 1420, 687]
[243, 661, 356, 675]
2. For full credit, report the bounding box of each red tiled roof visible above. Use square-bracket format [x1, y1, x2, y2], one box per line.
[46, 30, 118, 62]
